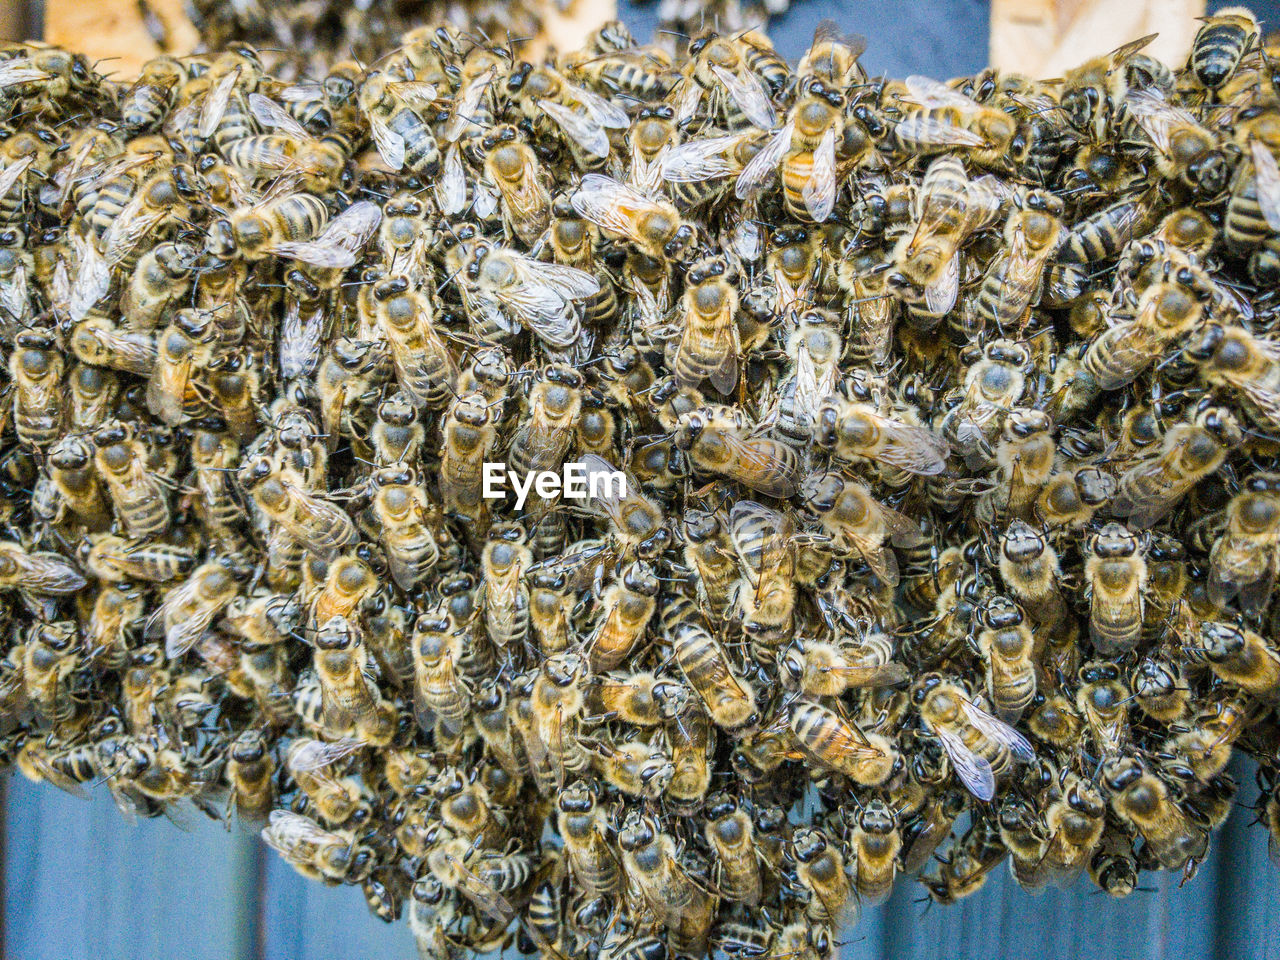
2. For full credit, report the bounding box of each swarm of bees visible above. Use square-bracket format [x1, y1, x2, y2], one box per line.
[5, 7, 1280, 959]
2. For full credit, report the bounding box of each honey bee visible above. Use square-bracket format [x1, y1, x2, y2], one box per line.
[974, 595, 1036, 721]
[587, 561, 659, 671]
[523, 651, 592, 793]
[556, 781, 621, 898]
[847, 799, 900, 906]
[261, 810, 374, 885]
[1101, 755, 1206, 871]
[996, 520, 1065, 626]
[1121, 90, 1227, 194]
[913, 674, 1034, 800]
[358, 70, 441, 176]
[800, 471, 924, 585]
[789, 700, 898, 786]
[571, 174, 696, 262]
[727, 500, 798, 651]
[788, 827, 856, 928]
[1187, 622, 1280, 701]
[777, 631, 908, 696]
[226, 728, 276, 822]
[703, 791, 762, 905]
[1207, 472, 1280, 610]
[239, 456, 358, 558]
[9, 329, 65, 449]
[479, 524, 532, 649]
[579, 455, 668, 560]
[313, 614, 396, 746]
[47, 434, 110, 530]
[665, 700, 715, 804]
[82, 534, 196, 584]
[664, 594, 758, 730]
[889, 74, 1016, 165]
[674, 406, 800, 499]
[618, 809, 715, 957]
[1112, 405, 1239, 528]
[152, 556, 242, 659]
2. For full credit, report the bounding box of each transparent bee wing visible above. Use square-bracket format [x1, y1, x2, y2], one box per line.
[660, 135, 743, 182]
[0, 155, 32, 201]
[924, 252, 960, 315]
[903, 74, 981, 110]
[279, 82, 324, 102]
[272, 200, 382, 268]
[248, 92, 313, 140]
[869, 414, 951, 475]
[388, 80, 438, 108]
[446, 69, 495, 142]
[961, 697, 1035, 762]
[803, 126, 838, 222]
[263, 809, 337, 849]
[199, 66, 242, 138]
[710, 64, 777, 130]
[289, 737, 364, 772]
[719, 433, 800, 499]
[437, 143, 468, 216]
[735, 122, 791, 200]
[571, 82, 630, 129]
[895, 113, 987, 149]
[283, 484, 359, 552]
[158, 579, 212, 659]
[538, 99, 611, 160]
[580, 454, 635, 521]
[369, 114, 406, 170]
[0, 257, 28, 324]
[280, 296, 325, 381]
[472, 180, 499, 219]
[676, 80, 703, 125]
[104, 188, 170, 268]
[7, 551, 88, 595]
[571, 174, 656, 239]
[877, 501, 927, 548]
[69, 230, 111, 323]
[1124, 89, 1205, 155]
[935, 726, 996, 800]
[0, 64, 50, 88]
[1251, 139, 1280, 233]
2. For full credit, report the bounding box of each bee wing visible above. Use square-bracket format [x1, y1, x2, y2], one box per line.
[157, 578, 208, 659]
[935, 726, 996, 801]
[894, 113, 987, 149]
[248, 92, 313, 140]
[580, 454, 639, 522]
[924, 252, 960, 315]
[446, 69, 495, 142]
[719, 433, 799, 499]
[7, 551, 88, 594]
[104, 189, 170, 268]
[735, 122, 792, 200]
[437, 143, 467, 216]
[0, 64, 50, 88]
[903, 74, 981, 110]
[961, 697, 1035, 762]
[1251, 139, 1280, 233]
[710, 64, 776, 130]
[280, 296, 326, 380]
[802, 126, 838, 222]
[538, 99, 611, 160]
[1124, 89, 1204, 154]
[447, 853, 517, 924]
[22, 747, 90, 799]
[272, 200, 382, 268]
[284, 484, 359, 551]
[827, 660, 910, 689]
[0, 257, 28, 323]
[660, 135, 743, 182]
[571, 174, 656, 238]
[0, 155, 32, 201]
[876, 501, 927, 549]
[866, 413, 950, 475]
[498, 259, 597, 346]
[368, 113, 406, 170]
[263, 809, 338, 849]
[676, 80, 703, 125]
[289, 737, 364, 772]
[69, 230, 111, 323]
[199, 66, 241, 138]
[388, 80, 439, 108]
[279, 82, 323, 102]
[570, 82, 630, 129]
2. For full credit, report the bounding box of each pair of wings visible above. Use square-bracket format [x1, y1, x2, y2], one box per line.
[931, 698, 1035, 801]
[466, 249, 599, 348]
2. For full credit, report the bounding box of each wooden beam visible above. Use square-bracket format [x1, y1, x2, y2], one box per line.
[991, 0, 1206, 78]
[45, 0, 613, 78]
[46, 0, 197, 80]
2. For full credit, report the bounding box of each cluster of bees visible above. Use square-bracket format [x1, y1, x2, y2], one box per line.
[3, 6, 1280, 959]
